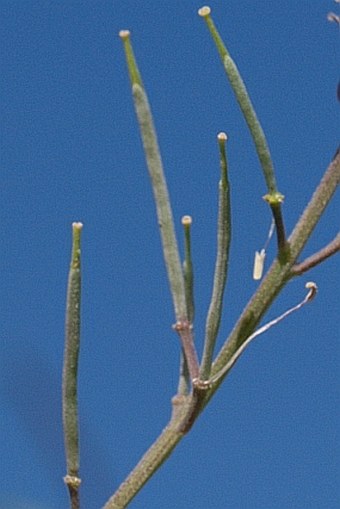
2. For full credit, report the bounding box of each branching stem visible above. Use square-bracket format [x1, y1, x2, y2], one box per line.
[102, 149, 340, 509]
[292, 233, 340, 275]
[101, 18, 340, 509]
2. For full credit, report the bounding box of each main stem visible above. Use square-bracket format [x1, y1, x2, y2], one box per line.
[102, 397, 191, 509]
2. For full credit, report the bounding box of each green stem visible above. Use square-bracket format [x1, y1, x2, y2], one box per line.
[200, 132, 231, 380]
[286, 151, 340, 260]
[102, 400, 190, 509]
[62, 222, 83, 509]
[198, 7, 287, 254]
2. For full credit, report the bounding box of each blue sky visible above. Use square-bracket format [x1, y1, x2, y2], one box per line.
[1, 1, 339, 508]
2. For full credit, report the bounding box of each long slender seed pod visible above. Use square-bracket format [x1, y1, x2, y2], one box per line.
[119, 30, 186, 321]
[200, 132, 231, 380]
[62, 222, 83, 509]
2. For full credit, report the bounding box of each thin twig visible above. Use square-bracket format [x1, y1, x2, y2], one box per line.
[210, 283, 318, 385]
[173, 319, 200, 381]
[62, 222, 83, 509]
[291, 233, 340, 275]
